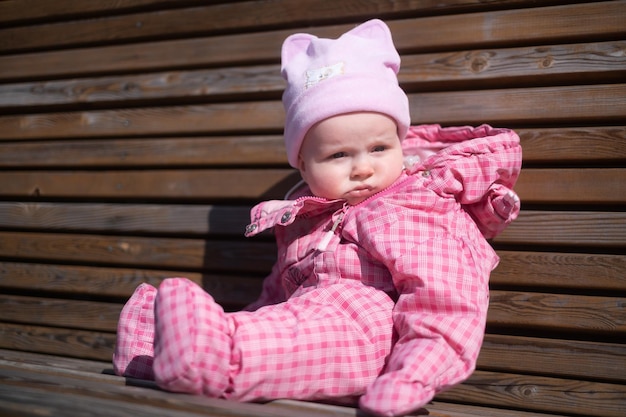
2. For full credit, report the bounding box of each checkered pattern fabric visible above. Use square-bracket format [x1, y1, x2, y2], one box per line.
[114, 124, 521, 417]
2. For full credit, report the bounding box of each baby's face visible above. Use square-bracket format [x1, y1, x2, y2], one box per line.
[298, 112, 404, 205]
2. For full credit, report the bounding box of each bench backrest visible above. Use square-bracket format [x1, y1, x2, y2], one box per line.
[0, 1, 624, 416]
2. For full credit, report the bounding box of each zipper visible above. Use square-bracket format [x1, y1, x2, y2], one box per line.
[316, 204, 347, 251]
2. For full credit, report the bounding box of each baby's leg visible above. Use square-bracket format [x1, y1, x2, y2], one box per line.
[151, 278, 394, 403]
[113, 283, 157, 380]
[152, 277, 231, 397]
[227, 281, 394, 402]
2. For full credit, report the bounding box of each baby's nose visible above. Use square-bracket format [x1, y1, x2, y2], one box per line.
[351, 157, 374, 178]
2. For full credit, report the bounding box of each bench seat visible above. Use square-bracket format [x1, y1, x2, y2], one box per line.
[0, 1, 624, 416]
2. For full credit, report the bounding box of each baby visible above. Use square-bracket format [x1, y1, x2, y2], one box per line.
[113, 19, 522, 416]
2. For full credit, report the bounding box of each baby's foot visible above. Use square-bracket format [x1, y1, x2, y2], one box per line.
[153, 278, 231, 397]
[113, 283, 157, 380]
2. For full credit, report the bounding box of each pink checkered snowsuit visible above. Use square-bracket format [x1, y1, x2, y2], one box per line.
[113, 124, 521, 417]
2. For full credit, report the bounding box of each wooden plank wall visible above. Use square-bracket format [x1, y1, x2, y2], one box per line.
[0, 1, 625, 416]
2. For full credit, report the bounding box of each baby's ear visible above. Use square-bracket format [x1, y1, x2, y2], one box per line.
[347, 19, 394, 47]
[281, 33, 316, 66]
[297, 154, 307, 173]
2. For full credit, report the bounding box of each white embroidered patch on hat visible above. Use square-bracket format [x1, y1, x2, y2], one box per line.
[305, 62, 344, 89]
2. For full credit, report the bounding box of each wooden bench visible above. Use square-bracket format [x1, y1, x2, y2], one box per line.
[0, 1, 625, 416]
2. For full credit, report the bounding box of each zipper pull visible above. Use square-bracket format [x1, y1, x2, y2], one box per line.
[316, 212, 344, 252]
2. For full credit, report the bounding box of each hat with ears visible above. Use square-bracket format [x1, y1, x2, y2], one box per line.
[280, 19, 411, 168]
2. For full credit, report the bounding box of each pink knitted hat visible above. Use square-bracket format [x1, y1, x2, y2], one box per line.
[281, 19, 411, 167]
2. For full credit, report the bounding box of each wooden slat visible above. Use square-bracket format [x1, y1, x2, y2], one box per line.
[0, 370, 314, 417]
[495, 211, 626, 247]
[516, 126, 626, 163]
[390, 1, 626, 52]
[0, 349, 110, 375]
[488, 290, 626, 335]
[515, 168, 626, 205]
[0, 323, 114, 361]
[0, 231, 276, 274]
[0, 349, 566, 417]
[2, 249, 624, 303]
[1, 335, 623, 417]
[2, 85, 624, 141]
[4, 288, 622, 372]
[3, 297, 624, 383]
[0, 202, 252, 235]
[1, 2, 624, 82]
[2, 41, 624, 111]
[0, 101, 285, 140]
[275, 398, 567, 417]
[0, 295, 120, 332]
[0, 0, 545, 54]
[478, 334, 626, 382]
[0, 169, 298, 201]
[493, 251, 626, 291]
[0, 136, 288, 167]
[0, 65, 284, 110]
[0, 262, 262, 307]
[0, 0, 200, 25]
[0, 127, 623, 167]
[0, 168, 623, 204]
[1, 202, 624, 248]
[411, 84, 626, 126]
[399, 41, 626, 90]
[0, 361, 432, 417]
[440, 370, 626, 417]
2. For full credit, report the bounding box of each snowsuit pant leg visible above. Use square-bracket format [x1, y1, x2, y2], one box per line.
[226, 281, 395, 402]
[152, 278, 394, 402]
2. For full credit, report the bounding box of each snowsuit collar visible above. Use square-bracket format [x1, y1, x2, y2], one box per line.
[246, 124, 521, 238]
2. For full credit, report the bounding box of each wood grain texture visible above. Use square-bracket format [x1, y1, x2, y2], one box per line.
[1, 85, 624, 140]
[0, 295, 121, 332]
[0, 323, 114, 361]
[478, 334, 626, 382]
[0, 0, 201, 25]
[440, 370, 626, 417]
[514, 168, 626, 204]
[0, 0, 547, 53]
[495, 211, 626, 247]
[493, 251, 626, 291]
[0, 231, 277, 274]
[0, 370, 304, 417]
[0, 136, 288, 167]
[488, 290, 626, 335]
[1, 202, 623, 248]
[0, 202, 253, 235]
[2, 41, 624, 110]
[0, 127, 623, 166]
[0, 262, 263, 306]
[0, 167, 622, 203]
[410, 84, 626, 126]
[399, 41, 626, 89]
[0, 0, 542, 28]
[516, 126, 626, 163]
[1, 2, 624, 81]
[0, 169, 298, 200]
[0, 101, 286, 140]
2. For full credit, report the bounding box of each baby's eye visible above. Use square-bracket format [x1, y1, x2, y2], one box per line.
[372, 146, 387, 152]
[330, 152, 347, 159]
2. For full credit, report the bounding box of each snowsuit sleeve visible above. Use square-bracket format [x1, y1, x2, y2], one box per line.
[360, 125, 522, 416]
[359, 232, 493, 416]
[404, 124, 522, 239]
